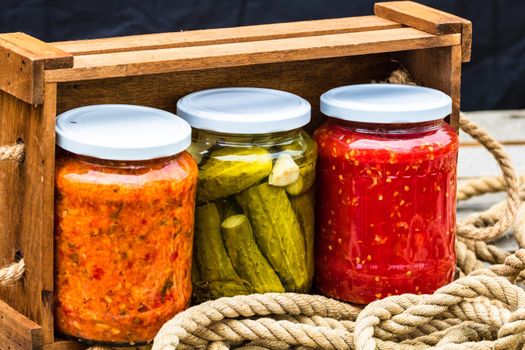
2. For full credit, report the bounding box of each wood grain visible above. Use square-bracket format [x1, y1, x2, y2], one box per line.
[0, 33, 73, 70]
[53, 16, 401, 55]
[460, 110, 525, 146]
[394, 45, 462, 129]
[0, 298, 42, 350]
[57, 54, 399, 133]
[46, 28, 460, 83]
[0, 85, 57, 345]
[0, 33, 72, 104]
[375, 1, 472, 62]
[44, 339, 86, 350]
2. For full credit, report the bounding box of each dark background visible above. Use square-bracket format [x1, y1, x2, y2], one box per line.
[1, 0, 524, 111]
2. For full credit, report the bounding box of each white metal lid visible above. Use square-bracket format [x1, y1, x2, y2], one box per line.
[176, 87, 311, 134]
[320, 84, 452, 123]
[56, 104, 192, 161]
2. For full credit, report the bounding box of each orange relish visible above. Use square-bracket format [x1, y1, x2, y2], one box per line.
[55, 150, 197, 344]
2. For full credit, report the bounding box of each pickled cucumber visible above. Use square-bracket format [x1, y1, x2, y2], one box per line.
[215, 197, 242, 220]
[286, 161, 316, 196]
[194, 203, 250, 299]
[198, 147, 272, 202]
[221, 214, 284, 293]
[236, 183, 308, 291]
[290, 189, 315, 289]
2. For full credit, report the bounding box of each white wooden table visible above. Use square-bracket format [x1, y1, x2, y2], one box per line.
[458, 110, 525, 251]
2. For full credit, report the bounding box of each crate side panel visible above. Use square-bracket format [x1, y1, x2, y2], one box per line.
[0, 299, 43, 350]
[0, 87, 57, 344]
[53, 16, 401, 55]
[395, 45, 462, 128]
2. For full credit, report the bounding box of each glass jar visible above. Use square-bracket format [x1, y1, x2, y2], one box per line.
[54, 105, 197, 344]
[177, 88, 317, 301]
[314, 84, 458, 304]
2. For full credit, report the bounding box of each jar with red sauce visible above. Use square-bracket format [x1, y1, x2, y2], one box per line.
[314, 84, 458, 304]
[54, 105, 197, 344]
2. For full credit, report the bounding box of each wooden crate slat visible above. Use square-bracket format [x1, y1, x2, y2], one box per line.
[52, 16, 401, 55]
[0, 84, 57, 345]
[44, 339, 86, 350]
[0, 33, 73, 69]
[375, 1, 472, 62]
[56, 54, 399, 133]
[0, 33, 73, 104]
[0, 299, 43, 350]
[46, 28, 460, 82]
[394, 45, 462, 128]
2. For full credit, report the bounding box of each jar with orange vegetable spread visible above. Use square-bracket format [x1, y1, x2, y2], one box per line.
[54, 105, 197, 345]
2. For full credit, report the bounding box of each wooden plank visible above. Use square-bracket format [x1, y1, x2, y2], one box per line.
[44, 339, 86, 350]
[46, 28, 460, 83]
[375, 1, 472, 62]
[460, 110, 525, 146]
[57, 54, 398, 133]
[0, 86, 57, 344]
[0, 299, 42, 350]
[0, 37, 44, 105]
[41, 84, 58, 344]
[458, 145, 525, 179]
[53, 16, 401, 55]
[0, 33, 73, 104]
[395, 45, 463, 129]
[44, 340, 151, 350]
[0, 33, 73, 69]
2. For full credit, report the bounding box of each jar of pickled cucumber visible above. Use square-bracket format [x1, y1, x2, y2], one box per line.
[314, 84, 458, 304]
[177, 88, 317, 301]
[54, 105, 197, 345]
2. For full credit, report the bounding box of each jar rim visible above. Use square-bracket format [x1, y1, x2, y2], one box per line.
[320, 84, 452, 124]
[177, 87, 311, 134]
[56, 104, 191, 161]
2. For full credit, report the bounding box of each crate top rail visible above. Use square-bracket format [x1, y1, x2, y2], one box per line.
[0, 1, 471, 105]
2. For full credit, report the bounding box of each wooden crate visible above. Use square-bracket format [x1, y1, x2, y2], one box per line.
[0, 2, 471, 349]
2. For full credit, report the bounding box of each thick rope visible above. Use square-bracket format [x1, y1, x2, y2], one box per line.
[151, 251, 525, 350]
[0, 142, 25, 286]
[150, 70, 525, 349]
[457, 176, 525, 201]
[0, 259, 25, 287]
[0, 142, 24, 162]
[456, 115, 521, 242]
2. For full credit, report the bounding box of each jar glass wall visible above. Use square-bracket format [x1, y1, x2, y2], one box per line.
[314, 85, 458, 304]
[190, 128, 317, 300]
[54, 105, 197, 344]
[177, 88, 317, 301]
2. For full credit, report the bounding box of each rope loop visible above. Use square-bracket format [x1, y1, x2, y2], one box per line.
[456, 114, 521, 242]
[0, 142, 25, 162]
[0, 142, 25, 286]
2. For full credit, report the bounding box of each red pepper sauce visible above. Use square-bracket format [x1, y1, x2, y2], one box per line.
[55, 151, 197, 344]
[314, 120, 458, 304]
